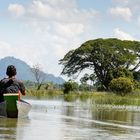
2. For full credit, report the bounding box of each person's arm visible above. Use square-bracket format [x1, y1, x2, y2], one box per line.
[0, 80, 4, 102]
[19, 81, 26, 95]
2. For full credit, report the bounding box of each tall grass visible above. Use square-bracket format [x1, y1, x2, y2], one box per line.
[92, 93, 140, 106]
[26, 88, 63, 99]
[25, 88, 140, 106]
[63, 91, 140, 106]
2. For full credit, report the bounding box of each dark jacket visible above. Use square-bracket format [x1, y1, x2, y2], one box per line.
[0, 78, 25, 102]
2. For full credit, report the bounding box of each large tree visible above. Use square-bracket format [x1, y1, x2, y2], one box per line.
[59, 38, 140, 89]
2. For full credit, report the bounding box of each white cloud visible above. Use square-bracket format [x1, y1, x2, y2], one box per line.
[28, 1, 52, 18]
[113, 28, 135, 40]
[112, 0, 140, 14]
[27, 0, 98, 23]
[138, 16, 140, 26]
[19, 0, 99, 53]
[41, 0, 76, 9]
[111, 0, 140, 27]
[109, 7, 132, 21]
[0, 41, 10, 48]
[0, 41, 38, 64]
[53, 23, 84, 38]
[8, 1, 98, 37]
[0, 41, 17, 57]
[8, 4, 25, 17]
[3, 0, 140, 77]
[112, 0, 129, 5]
[5, 0, 100, 76]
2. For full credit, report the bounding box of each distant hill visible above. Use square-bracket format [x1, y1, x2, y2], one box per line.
[0, 56, 65, 84]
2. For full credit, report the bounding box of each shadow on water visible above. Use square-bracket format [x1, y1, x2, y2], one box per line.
[0, 118, 17, 139]
[0, 117, 31, 140]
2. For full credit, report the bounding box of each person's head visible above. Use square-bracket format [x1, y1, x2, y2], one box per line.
[6, 65, 17, 77]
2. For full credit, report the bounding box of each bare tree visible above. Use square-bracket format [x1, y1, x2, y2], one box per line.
[31, 64, 46, 90]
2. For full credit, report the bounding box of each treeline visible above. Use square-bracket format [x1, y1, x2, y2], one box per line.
[24, 80, 95, 91]
[60, 38, 140, 95]
[23, 80, 63, 90]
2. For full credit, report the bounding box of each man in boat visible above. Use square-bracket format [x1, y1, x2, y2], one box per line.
[0, 65, 26, 102]
[0, 65, 31, 118]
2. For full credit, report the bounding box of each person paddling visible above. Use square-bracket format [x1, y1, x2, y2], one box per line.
[0, 65, 26, 102]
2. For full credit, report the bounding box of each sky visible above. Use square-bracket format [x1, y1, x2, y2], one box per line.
[0, 0, 140, 79]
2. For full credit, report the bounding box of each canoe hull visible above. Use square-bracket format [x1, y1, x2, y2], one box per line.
[0, 101, 7, 117]
[17, 100, 31, 118]
[0, 94, 31, 118]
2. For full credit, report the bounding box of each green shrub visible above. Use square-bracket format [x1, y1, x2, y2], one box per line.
[106, 67, 133, 87]
[63, 81, 78, 94]
[97, 84, 107, 91]
[133, 71, 140, 82]
[109, 77, 134, 96]
[133, 80, 140, 89]
[112, 67, 133, 79]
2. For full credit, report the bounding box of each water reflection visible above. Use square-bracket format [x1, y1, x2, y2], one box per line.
[61, 99, 140, 136]
[1, 98, 140, 140]
[92, 109, 131, 124]
[16, 118, 31, 140]
[0, 118, 17, 140]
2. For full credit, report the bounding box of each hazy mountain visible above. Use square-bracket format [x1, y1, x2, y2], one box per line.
[0, 56, 65, 84]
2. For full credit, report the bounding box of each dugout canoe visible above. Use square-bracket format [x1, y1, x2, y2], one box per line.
[0, 93, 31, 118]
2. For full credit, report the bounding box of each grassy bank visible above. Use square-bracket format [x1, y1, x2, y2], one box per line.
[64, 91, 140, 106]
[26, 88, 63, 98]
[26, 88, 140, 106]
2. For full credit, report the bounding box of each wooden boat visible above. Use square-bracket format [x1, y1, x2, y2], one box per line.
[0, 93, 31, 118]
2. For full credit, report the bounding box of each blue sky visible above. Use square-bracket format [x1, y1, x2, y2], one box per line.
[0, 0, 140, 79]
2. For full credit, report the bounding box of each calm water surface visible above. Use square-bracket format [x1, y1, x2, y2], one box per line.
[1, 97, 140, 140]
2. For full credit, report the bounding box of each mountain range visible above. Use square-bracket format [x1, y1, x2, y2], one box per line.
[0, 57, 65, 84]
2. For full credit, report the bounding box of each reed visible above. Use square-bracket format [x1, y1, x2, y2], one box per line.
[25, 88, 140, 106]
[62, 91, 140, 106]
[26, 88, 63, 99]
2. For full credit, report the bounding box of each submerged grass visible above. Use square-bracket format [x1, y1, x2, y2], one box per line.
[92, 93, 140, 106]
[26, 88, 140, 106]
[63, 91, 140, 106]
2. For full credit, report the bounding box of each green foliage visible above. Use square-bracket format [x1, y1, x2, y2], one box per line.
[80, 73, 96, 85]
[97, 84, 106, 91]
[89, 74, 96, 85]
[133, 71, 140, 82]
[109, 77, 134, 96]
[24, 80, 36, 87]
[109, 67, 133, 79]
[44, 83, 49, 90]
[79, 83, 93, 91]
[91, 92, 140, 106]
[80, 73, 89, 84]
[64, 94, 77, 102]
[60, 38, 140, 89]
[26, 87, 63, 97]
[63, 81, 78, 94]
[133, 81, 140, 89]
[107, 67, 133, 88]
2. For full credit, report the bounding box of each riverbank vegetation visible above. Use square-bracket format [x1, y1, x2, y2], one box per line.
[24, 38, 140, 106]
[24, 81, 140, 106]
[60, 38, 140, 94]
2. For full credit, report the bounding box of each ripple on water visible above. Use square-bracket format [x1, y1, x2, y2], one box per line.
[1, 99, 140, 140]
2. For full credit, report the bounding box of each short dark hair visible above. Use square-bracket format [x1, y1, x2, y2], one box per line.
[6, 65, 17, 77]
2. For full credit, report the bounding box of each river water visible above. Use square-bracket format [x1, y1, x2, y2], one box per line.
[1, 97, 140, 140]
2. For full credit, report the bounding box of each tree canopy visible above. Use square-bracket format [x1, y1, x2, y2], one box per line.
[59, 38, 140, 89]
